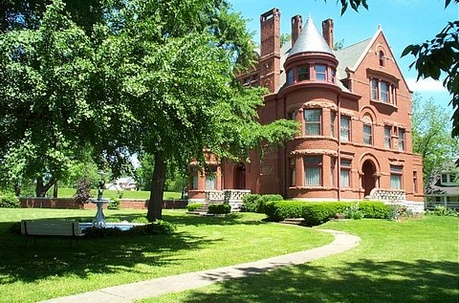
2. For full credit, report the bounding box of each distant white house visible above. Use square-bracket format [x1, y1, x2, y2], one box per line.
[105, 177, 137, 191]
[424, 163, 459, 210]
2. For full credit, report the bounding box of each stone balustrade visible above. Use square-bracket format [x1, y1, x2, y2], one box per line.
[204, 189, 251, 211]
[369, 188, 424, 213]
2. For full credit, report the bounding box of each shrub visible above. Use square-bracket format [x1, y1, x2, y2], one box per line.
[187, 203, 203, 212]
[343, 203, 364, 220]
[0, 192, 19, 208]
[107, 198, 120, 210]
[131, 216, 149, 224]
[427, 205, 458, 216]
[74, 178, 92, 204]
[129, 220, 176, 235]
[359, 201, 391, 219]
[302, 202, 351, 226]
[258, 194, 283, 213]
[208, 203, 231, 214]
[264, 201, 305, 221]
[240, 194, 261, 212]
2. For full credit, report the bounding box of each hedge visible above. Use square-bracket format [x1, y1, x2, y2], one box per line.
[187, 203, 203, 211]
[264, 201, 392, 226]
[240, 194, 261, 212]
[208, 203, 231, 214]
[257, 194, 283, 213]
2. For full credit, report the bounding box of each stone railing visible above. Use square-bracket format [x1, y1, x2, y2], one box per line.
[205, 189, 251, 211]
[369, 188, 406, 203]
[369, 188, 424, 213]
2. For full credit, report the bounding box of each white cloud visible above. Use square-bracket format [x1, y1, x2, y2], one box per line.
[406, 78, 448, 93]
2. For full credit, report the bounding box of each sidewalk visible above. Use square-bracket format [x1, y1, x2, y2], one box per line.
[40, 229, 361, 303]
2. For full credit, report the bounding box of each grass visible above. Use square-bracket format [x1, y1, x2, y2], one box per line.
[140, 216, 459, 303]
[0, 209, 332, 303]
[57, 187, 182, 200]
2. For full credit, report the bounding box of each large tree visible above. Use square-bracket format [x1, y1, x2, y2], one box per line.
[411, 94, 459, 180]
[94, 0, 297, 221]
[0, 1, 96, 196]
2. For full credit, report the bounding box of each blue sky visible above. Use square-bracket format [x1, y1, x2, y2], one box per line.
[228, 0, 458, 113]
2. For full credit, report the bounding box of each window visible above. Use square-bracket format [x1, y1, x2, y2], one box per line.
[304, 109, 321, 135]
[384, 126, 392, 148]
[243, 77, 250, 85]
[190, 170, 198, 190]
[298, 65, 310, 81]
[379, 51, 385, 66]
[340, 116, 350, 141]
[380, 81, 389, 102]
[340, 159, 352, 187]
[330, 111, 336, 138]
[289, 158, 296, 187]
[371, 79, 379, 100]
[290, 111, 296, 120]
[370, 78, 396, 104]
[287, 69, 294, 85]
[398, 129, 405, 151]
[331, 68, 336, 83]
[413, 171, 418, 194]
[442, 174, 448, 183]
[390, 165, 403, 189]
[315, 64, 327, 81]
[205, 167, 217, 189]
[363, 124, 372, 145]
[441, 173, 458, 185]
[304, 156, 322, 186]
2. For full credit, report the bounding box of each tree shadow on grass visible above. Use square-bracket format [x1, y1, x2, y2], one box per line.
[161, 212, 266, 227]
[178, 259, 458, 303]
[0, 221, 222, 284]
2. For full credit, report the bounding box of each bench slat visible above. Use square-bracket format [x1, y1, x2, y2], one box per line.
[21, 220, 83, 237]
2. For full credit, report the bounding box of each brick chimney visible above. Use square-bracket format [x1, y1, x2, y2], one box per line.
[322, 18, 334, 50]
[291, 15, 302, 45]
[259, 8, 281, 93]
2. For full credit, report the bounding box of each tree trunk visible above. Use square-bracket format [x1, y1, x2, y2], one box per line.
[53, 180, 59, 198]
[35, 176, 56, 197]
[147, 152, 167, 221]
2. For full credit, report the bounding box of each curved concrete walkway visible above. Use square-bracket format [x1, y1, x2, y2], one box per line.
[41, 229, 361, 303]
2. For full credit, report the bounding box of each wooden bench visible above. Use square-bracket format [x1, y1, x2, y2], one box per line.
[21, 220, 84, 246]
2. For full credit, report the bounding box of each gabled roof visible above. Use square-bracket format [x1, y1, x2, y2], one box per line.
[288, 17, 334, 58]
[335, 37, 372, 80]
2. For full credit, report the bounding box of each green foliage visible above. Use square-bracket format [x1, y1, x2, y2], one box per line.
[187, 203, 203, 211]
[411, 94, 459, 180]
[208, 203, 231, 214]
[264, 201, 306, 222]
[343, 203, 364, 220]
[302, 202, 351, 226]
[358, 201, 391, 219]
[240, 194, 262, 212]
[107, 198, 120, 210]
[257, 194, 284, 213]
[426, 205, 458, 216]
[0, 192, 19, 208]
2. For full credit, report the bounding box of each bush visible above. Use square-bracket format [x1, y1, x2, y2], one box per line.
[107, 198, 120, 210]
[0, 192, 19, 208]
[359, 201, 391, 219]
[208, 203, 231, 214]
[302, 202, 351, 226]
[264, 201, 305, 221]
[258, 194, 283, 213]
[427, 205, 458, 216]
[187, 203, 203, 211]
[83, 220, 176, 238]
[240, 194, 261, 212]
[343, 203, 364, 220]
[74, 178, 92, 204]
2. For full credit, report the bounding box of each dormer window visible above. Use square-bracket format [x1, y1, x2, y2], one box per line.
[441, 173, 457, 186]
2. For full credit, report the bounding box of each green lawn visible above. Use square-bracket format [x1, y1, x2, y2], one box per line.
[57, 187, 182, 200]
[142, 216, 459, 303]
[0, 209, 332, 303]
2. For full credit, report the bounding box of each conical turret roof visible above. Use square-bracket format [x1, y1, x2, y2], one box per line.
[288, 16, 334, 58]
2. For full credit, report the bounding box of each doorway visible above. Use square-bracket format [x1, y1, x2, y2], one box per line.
[234, 163, 246, 189]
[362, 160, 376, 197]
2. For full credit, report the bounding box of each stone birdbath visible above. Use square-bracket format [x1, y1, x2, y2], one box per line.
[89, 180, 111, 228]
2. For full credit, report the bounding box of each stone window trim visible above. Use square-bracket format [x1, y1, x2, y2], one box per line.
[367, 69, 399, 106]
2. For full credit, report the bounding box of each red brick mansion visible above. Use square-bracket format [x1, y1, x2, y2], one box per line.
[188, 8, 424, 205]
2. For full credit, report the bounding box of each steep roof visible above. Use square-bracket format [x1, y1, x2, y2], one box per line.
[288, 17, 334, 58]
[335, 37, 372, 80]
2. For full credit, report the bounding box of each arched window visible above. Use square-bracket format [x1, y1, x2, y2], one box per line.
[362, 114, 373, 145]
[379, 51, 385, 66]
